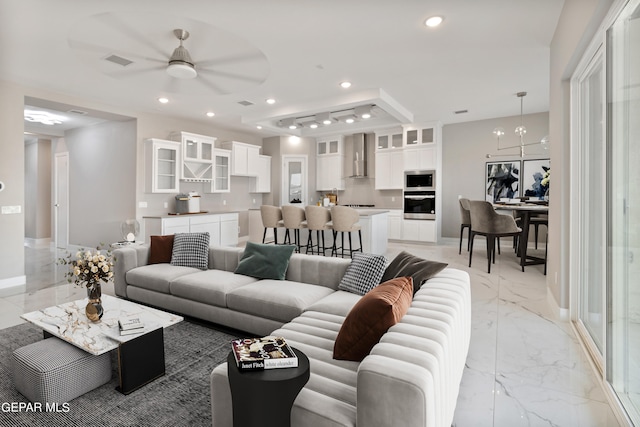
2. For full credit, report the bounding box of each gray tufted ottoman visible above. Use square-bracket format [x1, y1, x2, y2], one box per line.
[12, 337, 112, 403]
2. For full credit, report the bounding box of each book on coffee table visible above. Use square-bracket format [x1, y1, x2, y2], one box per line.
[118, 316, 145, 336]
[231, 336, 298, 371]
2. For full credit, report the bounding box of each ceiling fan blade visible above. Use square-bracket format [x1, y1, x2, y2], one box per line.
[106, 65, 166, 78]
[68, 39, 167, 64]
[198, 68, 265, 83]
[197, 52, 267, 68]
[95, 13, 168, 60]
[197, 75, 229, 95]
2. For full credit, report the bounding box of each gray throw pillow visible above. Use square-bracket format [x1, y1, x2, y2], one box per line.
[235, 241, 296, 280]
[380, 251, 448, 294]
[338, 252, 387, 295]
[170, 232, 210, 270]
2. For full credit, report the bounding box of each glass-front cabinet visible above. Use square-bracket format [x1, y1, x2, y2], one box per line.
[404, 125, 436, 146]
[375, 128, 403, 151]
[170, 131, 216, 182]
[317, 136, 342, 156]
[145, 138, 181, 193]
[209, 149, 231, 193]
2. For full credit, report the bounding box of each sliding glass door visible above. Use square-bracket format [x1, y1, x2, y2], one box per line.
[608, 0, 640, 422]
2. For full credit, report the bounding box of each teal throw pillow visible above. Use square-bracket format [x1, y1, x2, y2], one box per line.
[235, 242, 296, 280]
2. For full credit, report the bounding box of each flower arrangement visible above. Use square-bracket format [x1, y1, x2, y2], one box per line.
[58, 245, 114, 290]
[541, 169, 550, 188]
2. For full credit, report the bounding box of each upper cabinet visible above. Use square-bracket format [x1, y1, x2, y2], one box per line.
[222, 141, 260, 177]
[169, 132, 216, 182]
[317, 136, 343, 156]
[251, 155, 272, 193]
[375, 128, 403, 151]
[207, 148, 231, 193]
[403, 124, 439, 147]
[145, 138, 181, 193]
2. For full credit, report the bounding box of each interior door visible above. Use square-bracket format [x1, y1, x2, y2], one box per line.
[54, 152, 69, 249]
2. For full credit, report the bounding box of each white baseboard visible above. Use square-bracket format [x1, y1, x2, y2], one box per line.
[547, 287, 570, 321]
[24, 238, 51, 249]
[0, 275, 26, 297]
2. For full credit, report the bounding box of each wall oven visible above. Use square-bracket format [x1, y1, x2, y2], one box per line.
[404, 170, 435, 191]
[403, 191, 436, 220]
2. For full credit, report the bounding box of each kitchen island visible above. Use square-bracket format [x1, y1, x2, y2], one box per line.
[248, 207, 389, 256]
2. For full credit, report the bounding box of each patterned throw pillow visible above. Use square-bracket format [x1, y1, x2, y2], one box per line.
[338, 252, 387, 295]
[170, 232, 210, 270]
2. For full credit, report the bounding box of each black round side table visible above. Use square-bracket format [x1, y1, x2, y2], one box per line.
[227, 347, 310, 427]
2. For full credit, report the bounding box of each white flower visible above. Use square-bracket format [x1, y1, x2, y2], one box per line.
[102, 265, 109, 273]
[74, 267, 81, 276]
[91, 265, 98, 273]
[99, 255, 106, 262]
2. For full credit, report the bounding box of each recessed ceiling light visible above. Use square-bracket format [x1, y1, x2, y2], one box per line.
[309, 123, 318, 129]
[289, 125, 297, 130]
[345, 118, 355, 124]
[266, 98, 276, 104]
[340, 81, 352, 89]
[361, 113, 371, 119]
[206, 112, 215, 117]
[158, 97, 169, 104]
[323, 120, 332, 125]
[256, 125, 263, 130]
[425, 16, 443, 27]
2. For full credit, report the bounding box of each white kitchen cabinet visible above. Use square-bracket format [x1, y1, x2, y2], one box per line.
[219, 213, 239, 246]
[316, 154, 344, 191]
[222, 141, 260, 176]
[317, 136, 343, 156]
[145, 138, 181, 193]
[375, 128, 403, 151]
[143, 213, 239, 247]
[387, 210, 403, 240]
[251, 155, 272, 193]
[404, 123, 441, 147]
[375, 151, 404, 189]
[170, 132, 216, 182]
[403, 146, 437, 171]
[208, 149, 231, 193]
[401, 219, 436, 242]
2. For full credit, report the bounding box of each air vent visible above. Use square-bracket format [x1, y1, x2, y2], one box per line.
[67, 109, 88, 115]
[104, 54, 133, 67]
[454, 109, 469, 114]
[237, 100, 254, 106]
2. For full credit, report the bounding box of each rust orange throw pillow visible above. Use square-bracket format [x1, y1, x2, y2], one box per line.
[333, 276, 413, 361]
[148, 235, 175, 264]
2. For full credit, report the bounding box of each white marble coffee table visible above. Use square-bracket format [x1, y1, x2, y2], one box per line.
[21, 294, 183, 394]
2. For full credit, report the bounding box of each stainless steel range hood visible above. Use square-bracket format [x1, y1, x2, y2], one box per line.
[349, 133, 369, 178]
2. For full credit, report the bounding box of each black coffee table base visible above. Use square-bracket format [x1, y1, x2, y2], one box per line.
[227, 347, 310, 427]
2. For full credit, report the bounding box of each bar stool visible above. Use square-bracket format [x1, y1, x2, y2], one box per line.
[282, 205, 307, 253]
[260, 205, 285, 244]
[304, 206, 332, 256]
[458, 198, 471, 254]
[330, 206, 362, 258]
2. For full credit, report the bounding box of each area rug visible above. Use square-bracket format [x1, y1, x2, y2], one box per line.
[0, 320, 238, 427]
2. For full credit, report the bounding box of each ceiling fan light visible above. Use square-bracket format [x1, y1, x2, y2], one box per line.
[167, 62, 197, 79]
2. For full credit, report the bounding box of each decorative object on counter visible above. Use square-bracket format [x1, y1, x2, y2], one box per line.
[120, 218, 140, 243]
[58, 245, 114, 322]
[175, 191, 201, 213]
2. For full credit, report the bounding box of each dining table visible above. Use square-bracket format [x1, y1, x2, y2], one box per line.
[493, 201, 549, 271]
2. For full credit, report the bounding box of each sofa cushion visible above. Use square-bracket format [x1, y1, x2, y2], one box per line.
[234, 241, 296, 280]
[380, 251, 448, 294]
[333, 276, 413, 361]
[338, 252, 387, 295]
[226, 280, 335, 323]
[148, 235, 174, 265]
[125, 264, 200, 294]
[169, 270, 259, 307]
[171, 232, 210, 270]
[305, 291, 362, 317]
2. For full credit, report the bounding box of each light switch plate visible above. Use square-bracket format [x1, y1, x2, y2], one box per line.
[1, 205, 21, 214]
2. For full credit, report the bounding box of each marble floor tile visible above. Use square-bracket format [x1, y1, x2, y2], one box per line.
[1, 241, 623, 427]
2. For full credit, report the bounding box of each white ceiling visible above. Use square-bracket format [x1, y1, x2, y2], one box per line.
[0, 0, 564, 138]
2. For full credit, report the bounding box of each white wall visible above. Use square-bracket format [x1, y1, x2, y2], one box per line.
[441, 112, 549, 238]
[24, 138, 51, 240]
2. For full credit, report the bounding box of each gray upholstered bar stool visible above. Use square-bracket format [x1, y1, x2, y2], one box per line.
[260, 205, 285, 244]
[282, 205, 307, 253]
[330, 205, 362, 258]
[458, 198, 471, 254]
[304, 205, 333, 256]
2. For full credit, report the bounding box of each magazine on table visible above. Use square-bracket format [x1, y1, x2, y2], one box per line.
[231, 336, 298, 371]
[118, 316, 145, 335]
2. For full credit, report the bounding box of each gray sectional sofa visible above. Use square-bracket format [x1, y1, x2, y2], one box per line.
[113, 244, 471, 427]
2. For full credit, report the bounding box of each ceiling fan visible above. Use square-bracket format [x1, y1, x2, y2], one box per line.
[68, 14, 269, 95]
